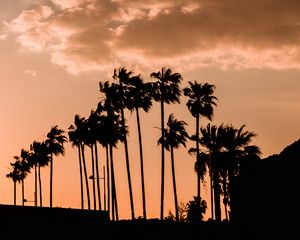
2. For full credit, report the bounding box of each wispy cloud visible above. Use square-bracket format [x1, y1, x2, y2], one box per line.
[4, 0, 300, 74]
[24, 69, 38, 77]
[0, 34, 7, 40]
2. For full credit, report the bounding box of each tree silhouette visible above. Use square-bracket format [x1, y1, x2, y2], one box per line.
[221, 125, 261, 222]
[150, 67, 182, 220]
[126, 73, 153, 219]
[68, 117, 84, 209]
[87, 110, 103, 211]
[6, 158, 22, 205]
[112, 67, 135, 220]
[46, 125, 67, 208]
[200, 124, 224, 221]
[183, 81, 217, 201]
[99, 81, 128, 221]
[186, 196, 207, 223]
[28, 141, 50, 207]
[19, 149, 31, 206]
[158, 114, 188, 222]
[68, 115, 91, 210]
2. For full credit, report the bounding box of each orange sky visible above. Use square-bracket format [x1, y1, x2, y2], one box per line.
[0, 0, 300, 220]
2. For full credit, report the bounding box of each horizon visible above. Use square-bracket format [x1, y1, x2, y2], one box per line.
[1, 0, 300, 220]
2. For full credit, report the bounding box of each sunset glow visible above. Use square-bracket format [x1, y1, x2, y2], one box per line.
[1, 0, 300, 220]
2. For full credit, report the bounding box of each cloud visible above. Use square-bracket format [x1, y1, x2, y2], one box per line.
[24, 69, 38, 76]
[0, 34, 7, 40]
[4, 0, 300, 74]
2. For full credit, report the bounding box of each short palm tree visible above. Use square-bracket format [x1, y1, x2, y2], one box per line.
[7, 159, 22, 205]
[46, 125, 67, 208]
[150, 67, 182, 220]
[183, 81, 217, 201]
[158, 114, 188, 222]
[19, 149, 31, 206]
[200, 124, 224, 221]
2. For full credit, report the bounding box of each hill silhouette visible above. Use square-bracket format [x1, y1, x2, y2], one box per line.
[239, 138, 300, 238]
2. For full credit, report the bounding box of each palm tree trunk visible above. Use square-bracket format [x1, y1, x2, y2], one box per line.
[121, 108, 135, 220]
[105, 145, 110, 216]
[160, 92, 165, 220]
[196, 115, 201, 199]
[14, 181, 16, 206]
[81, 143, 91, 210]
[91, 144, 96, 210]
[228, 169, 236, 222]
[109, 144, 118, 221]
[35, 164, 37, 207]
[136, 107, 147, 219]
[38, 164, 42, 207]
[210, 158, 214, 220]
[22, 179, 24, 206]
[213, 170, 221, 222]
[94, 143, 102, 211]
[78, 143, 84, 209]
[223, 170, 229, 221]
[170, 147, 179, 222]
[50, 153, 53, 208]
[103, 166, 106, 211]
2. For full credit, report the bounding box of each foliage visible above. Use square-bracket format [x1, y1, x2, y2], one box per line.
[186, 197, 207, 223]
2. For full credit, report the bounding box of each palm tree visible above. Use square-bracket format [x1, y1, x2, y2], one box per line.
[68, 117, 84, 209]
[99, 81, 127, 220]
[112, 67, 135, 219]
[46, 125, 67, 208]
[221, 125, 261, 222]
[19, 149, 31, 206]
[7, 159, 22, 205]
[29, 141, 50, 207]
[158, 114, 188, 222]
[200, 124, 224, 221]
[68, 115, 91, 210]
[150, 67, 182, 220]
[126, 74, 153, 219]
[183, 81, 217, 201]
[87, 110, 102, 211]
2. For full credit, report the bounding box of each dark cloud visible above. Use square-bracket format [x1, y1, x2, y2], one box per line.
[4, 0, 300, 73]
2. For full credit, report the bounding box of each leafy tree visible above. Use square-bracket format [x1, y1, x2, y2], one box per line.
[186, 196, 207, 223]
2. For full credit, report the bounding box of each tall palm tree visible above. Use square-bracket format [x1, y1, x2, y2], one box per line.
[112, 67, 135, 219]
[29, 141, 50, 207]
[183, 81, 217, 201]
[68, 117, 84, 209]
[87, 110, 102, 211]
[46, 125, 67, 208]
[158, 114, 188, 222]
[150, 67, 182, 220]
[126, 74, 153, 219]
[200, 124, 224, 221]
[69, 115, 91, 210]
[99, 81, 127, 220]
[221, 125, 261, 222]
